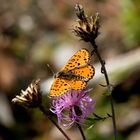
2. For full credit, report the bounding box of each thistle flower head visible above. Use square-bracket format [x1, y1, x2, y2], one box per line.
[74, 4, 100, 42]
[50, 89, 95, 127]
[12, 79, 41, 108]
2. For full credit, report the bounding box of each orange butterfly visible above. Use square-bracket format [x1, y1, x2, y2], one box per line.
[50, 48, 95, 97]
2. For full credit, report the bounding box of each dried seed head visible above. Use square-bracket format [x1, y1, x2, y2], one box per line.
[74, 4, 100, 42]
[12, 79, 41, 108]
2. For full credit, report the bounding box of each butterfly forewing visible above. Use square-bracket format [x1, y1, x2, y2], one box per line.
[61, 49, 90, 71]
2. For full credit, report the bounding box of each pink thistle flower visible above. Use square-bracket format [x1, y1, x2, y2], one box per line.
[50, 89, 95, 127]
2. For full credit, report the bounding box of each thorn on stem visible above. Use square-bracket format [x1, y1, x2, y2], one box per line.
[101, 66, 104, 73]
[107, 113, 112, 118]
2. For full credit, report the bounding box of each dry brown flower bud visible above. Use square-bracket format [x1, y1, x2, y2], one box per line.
[12, 79, 41, 108]
[74, 4, 100, 42]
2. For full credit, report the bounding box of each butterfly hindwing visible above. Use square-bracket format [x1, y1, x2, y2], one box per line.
[50, 78, 71, 96]
[70, 65, 95, 81]
[65, 79, 86, 90]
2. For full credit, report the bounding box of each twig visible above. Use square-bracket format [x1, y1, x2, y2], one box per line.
[39, 105, 71, 140]
[76, 123, 86, 140]
[91, 40, 118, 140]
[74, 4, 118, 139]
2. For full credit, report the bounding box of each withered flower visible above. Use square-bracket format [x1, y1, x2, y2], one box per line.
[74, 4, 100, 42]
[12, 79, 41, 108]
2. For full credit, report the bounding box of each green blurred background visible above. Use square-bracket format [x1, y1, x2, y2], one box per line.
[0, 0, 140, 140]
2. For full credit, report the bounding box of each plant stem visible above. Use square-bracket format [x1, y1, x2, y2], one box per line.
[90, 41, 118, 140]
[39, 105, 71, 140]
[76, 123, 86, 140]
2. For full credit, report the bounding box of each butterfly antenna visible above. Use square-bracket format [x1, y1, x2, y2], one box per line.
[47, 64, 55, 76]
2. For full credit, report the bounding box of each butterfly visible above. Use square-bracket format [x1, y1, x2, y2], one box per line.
[50, 48, 95, 97]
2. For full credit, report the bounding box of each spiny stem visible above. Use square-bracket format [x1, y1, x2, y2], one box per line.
[76, 123, 86, 140]
[39, 105, 71, 140]
[91, 41, 118, 140]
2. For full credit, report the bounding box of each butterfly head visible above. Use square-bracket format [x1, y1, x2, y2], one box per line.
[54, 71, 65, 78]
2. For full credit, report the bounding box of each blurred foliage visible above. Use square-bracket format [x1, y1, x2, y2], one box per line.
[121, 0, 140, 48]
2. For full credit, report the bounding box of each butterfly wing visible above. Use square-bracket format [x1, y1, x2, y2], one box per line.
[50, 49, 94, 97]
[50, 78, 71, 96]
[65, 79, 86, 90]
[70, 65, 95, 81]
[61, 48, 90, 71]
[64, 65, 95, 90]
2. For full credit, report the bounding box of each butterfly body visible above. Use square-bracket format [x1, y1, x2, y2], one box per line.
[56, 71, 88, 81]
[50, 49, 95, 97]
